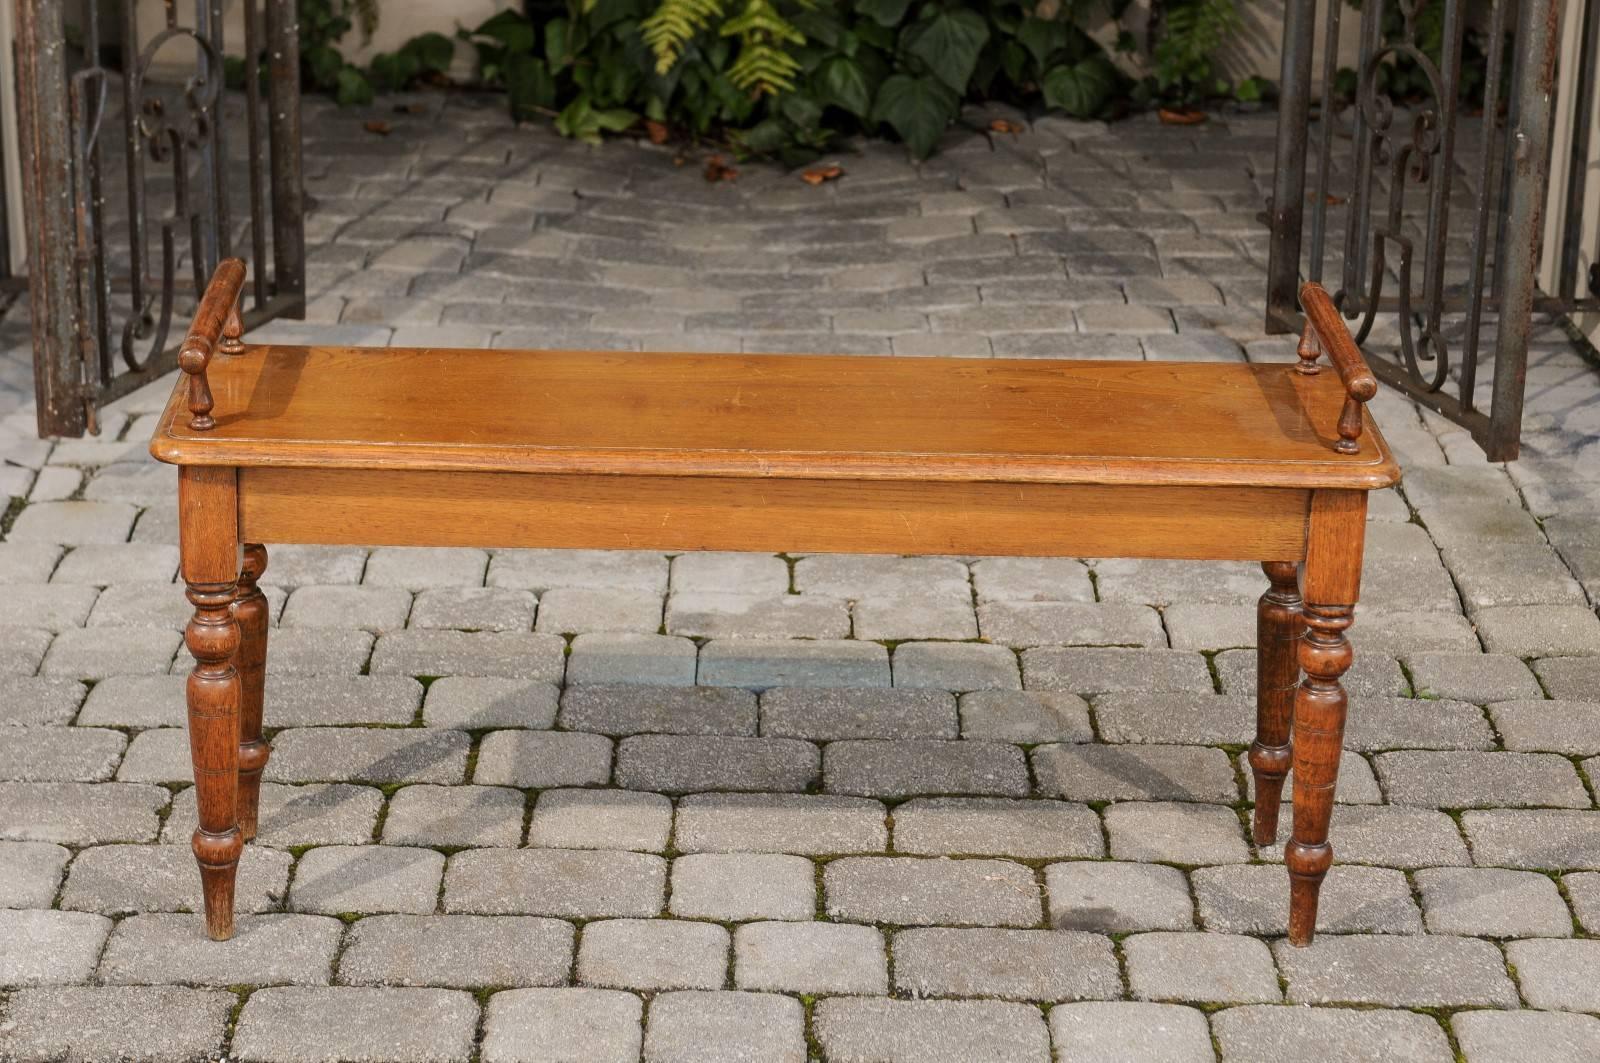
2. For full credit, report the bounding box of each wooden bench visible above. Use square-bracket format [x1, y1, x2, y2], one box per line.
[151, 259, 1399, 946]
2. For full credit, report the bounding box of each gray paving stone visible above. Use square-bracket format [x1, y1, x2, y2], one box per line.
[267, 727, 471, 785]
[669, 552, 790, 595]
[1477, 605, 1600, 656]
[232, 986, 478, 1063]
[0, 676, 85, 726]
[1534, 656, 1600, 700]
[669, 853, 815, 921]
[210, 627, 372, 676]
[1126, 931, 1280, 1003]
[1453, 1009, 1600, 1063]
[1445, 543, 1585, 609]
[673, 792, 887, 854]
[644, 990, 806, 1063]
[1258, 803, 1470, 868]
[825, 738, 1028, 798]
[0, 985, 231, 1061]
[482, 987, 643, 1063]
[60, 843, 290, 916]
[529, 788, 672, 851]
[363, 546, 488, 590]
[853, 595, 979, 640]
[0, 544, 63, 584]
[1105, 801, 1250, 864]
[114, 727, 191, 783]
[1023, 647, 1212, 694]
[383, 784, 526, 848]
[1506, 938, 1600, 1011]
[980, 601, 1164, 647]
[1490, 699, 1600, 755]
[254, 544, 366, 586]
[615, 734, 818, 793]
[1274, 935, 1518, 1006]
[409, 586, 537, 631]
[370, 630, 566, 680]
[1162, 603, 1256, 650]
[1093, 557, 1264, 606]
[475, 729, 614, 788]
[0, 725, 125, 781]
[290, 845, 446, 915]
[893, 926, 1118, 1002]
[892, 641, 1021, 690]
[489, 549, 668, 593]
[422, 677, 558, 729]
[1415, 866, 1572, 937]
[84, 581, 189, 629]
[165, 782, 382, 846]
[1213, 646, 1411, 697]
[699, 637, 890, 688]
[537, 587, 664, 634]
[1405, 651, 1543, 702]
[577, 917, 729, 991]
[970, 557, 1094, 602]
[566, 632, 699, 685]
[282, 585, 414, 631]
[559, 684, 756, 735]
[339, 914, 574, 988]
[794, 554, 969, 599]
[666, 591, 846, 638]
[41, 626, 180, 678]
[1033, 742, 1237, 802]
[1375, 750, 1590, 808]
[1094, 693, 1251, 745]
[1048, 1002, 1213, 1063]
[825, 855, 1041, 926]
[1349, 610, 1481, 654]
[760, 686, 957, 739]
[1194, 863, 1423, 935]
[1343, 695, 1497, 751]
[98, 913, 342, 986]
[1045, 860, 1193, 932]
[0, 909, 110, 986]
[444, 848, 666, 917]
[733, 920, 885, 993]
[1215, 1005, 1453, 1063]
[891, 796, 1102, 859]
[7, 501, 138, 545]
[0, 840, 70, 907]
[0, 583, 99, 631]
[0, 781, 167, 844]
[814, 997, 1051, 1063]
[265, 675, 424, 727]
[957, 690, 1092, 742]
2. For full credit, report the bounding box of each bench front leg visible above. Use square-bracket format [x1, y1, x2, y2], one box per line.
[1250, 561, 1302, 845]
[1286, 489, 1365, 947]
[233, 543, 271, 841]
[180, 466, 244, 941]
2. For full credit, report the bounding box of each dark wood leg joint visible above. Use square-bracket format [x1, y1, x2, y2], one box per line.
[233, 543, 271, 841]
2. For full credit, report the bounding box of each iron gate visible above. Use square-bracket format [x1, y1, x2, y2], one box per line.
[1265, 0, 1594, 461]
[16, 0, 306, 438]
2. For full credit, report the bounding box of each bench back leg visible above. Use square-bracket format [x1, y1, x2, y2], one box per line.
[1250, 561, 1303, 845]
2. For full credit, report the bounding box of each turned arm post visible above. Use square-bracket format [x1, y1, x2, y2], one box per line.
[1296, 282, 1378, 455]
[179, 258, 248, 431]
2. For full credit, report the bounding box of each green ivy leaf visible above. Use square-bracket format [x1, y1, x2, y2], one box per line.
[872, 72, 957, 158]
[857, 0, 913, 27]
[1040, 54, 1115, 117]
[815, 55, 872, 118]
[781, 91, 823, 130]
[368, 50, 420, 93]
[545, 18, 572, 68]
[403, 32, 455, 74]
[334, 65, 375, 106]
[506, 54, 557, 118]
[472, 10, 537, 54]
[1016, 17, 1069, 68]
[305, 44, 344, 92]
[903, 9, 989, 94]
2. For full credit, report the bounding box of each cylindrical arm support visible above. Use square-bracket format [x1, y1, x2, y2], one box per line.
[1296, 282, 1378, 454]
[179, 258, 248, 431]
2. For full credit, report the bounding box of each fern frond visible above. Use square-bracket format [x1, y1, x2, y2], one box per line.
[640, 0, 726, 74]
[720, 0, 805, 95]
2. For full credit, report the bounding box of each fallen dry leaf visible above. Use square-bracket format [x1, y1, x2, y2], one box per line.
[644, 120, 670, 145]
[364, 119, 393, 136]
[989, 118, 1025, 135]
[800, 164, 844, 186]
[1325, 193, 1347, 206]
[394, 102, 428, 115]
[1158, 107, 1208, 126]
[704, 155, 739, 183]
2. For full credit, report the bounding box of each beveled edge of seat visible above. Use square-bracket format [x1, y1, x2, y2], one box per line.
[148, 345, 1403, 491]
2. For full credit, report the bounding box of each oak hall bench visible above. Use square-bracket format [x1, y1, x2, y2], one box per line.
[151, 259, 1399, 946]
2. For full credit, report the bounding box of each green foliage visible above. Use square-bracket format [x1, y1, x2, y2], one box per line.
[1140, 0, 1239, 106]
[1334, 0, 1495, 108]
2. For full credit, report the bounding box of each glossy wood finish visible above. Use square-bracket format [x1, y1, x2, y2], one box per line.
[1250, 560, 1303, 845]
[1298, 282, 1380, 455]
[232, 544, 270, 841]
[1286, 488, 1367, 946]
[151, 345, 1399, 488]
[178, 465, 243, 940]
[238, 468, 1313, 561]
[177, 258, 246, 431]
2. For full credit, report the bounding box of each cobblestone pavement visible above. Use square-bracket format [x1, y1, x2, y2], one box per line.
[4, 93, 1600, 1061]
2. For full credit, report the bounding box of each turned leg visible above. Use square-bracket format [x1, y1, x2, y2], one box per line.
[233, 544, 271, 841]
[1286, 490, 1365, 947]
[180, 466, 244, 941]
[1250, 561, 1302, 845]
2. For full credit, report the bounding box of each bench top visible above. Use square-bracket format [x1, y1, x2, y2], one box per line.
[150, 345, 1400, 489]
